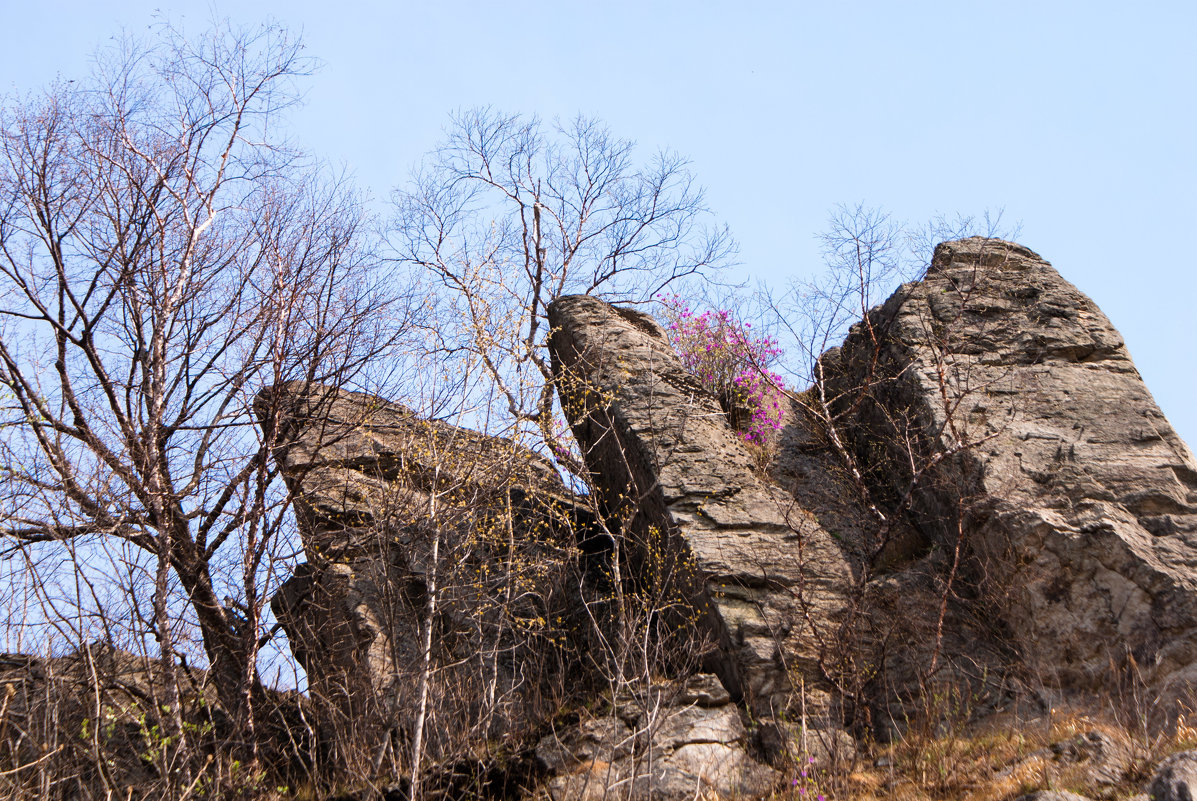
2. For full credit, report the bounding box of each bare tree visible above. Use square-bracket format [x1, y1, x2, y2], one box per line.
[390, 108, 733, 461]
[758, 205, 1023, 736]
[0, 19, 402, 769]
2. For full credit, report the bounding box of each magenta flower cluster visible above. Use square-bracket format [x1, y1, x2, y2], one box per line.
[790, 755, 825, 800]
[659, 295, 785, 445]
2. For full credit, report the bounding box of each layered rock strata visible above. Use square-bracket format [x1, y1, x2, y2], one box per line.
[826, 237, 1197, 700]
[548, 296, 853, 721]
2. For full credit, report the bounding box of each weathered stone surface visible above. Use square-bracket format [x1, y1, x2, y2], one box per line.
[1046, 730, 1134, 786]
[537, 676, 780, 801]
[775, 722, 857, 766]
[548, 296, 852, 720]
[672, 671, 732, 707]
[773, 398, 1018, 732]
[261, 382, 584, 763]
[258, 381, 575, 559]
[535, 717, 637, 773]
[828, 238, 1197, 699]
[1149, 751, 1197, 801]
[998, 728, 1135, 794]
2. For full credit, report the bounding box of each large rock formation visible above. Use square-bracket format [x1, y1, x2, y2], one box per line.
[547, 297, 853, 724]
[824, 238, 1197, 704]
[263, 381, 788, 799]
[262, 237, 1197, 799]
[260, 382, 585, 768]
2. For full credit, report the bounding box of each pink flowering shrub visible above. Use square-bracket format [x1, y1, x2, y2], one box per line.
[790, 754, 826, 801]
[658, 295, 785, 445]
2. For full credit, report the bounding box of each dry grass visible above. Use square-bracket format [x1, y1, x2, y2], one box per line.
[772, 704, 1197, 801]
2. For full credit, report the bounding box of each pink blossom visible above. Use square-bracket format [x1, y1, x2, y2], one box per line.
[659, 295, 785, 444]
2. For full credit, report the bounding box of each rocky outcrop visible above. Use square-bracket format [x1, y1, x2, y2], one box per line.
[260, 382, 585, 765]
[548, 296, 853, 724]
[261, 237, 1197, 799]
[262, 381, 789, 795]
[0, 645, 306, 796]
[826, 238, 1197, 703]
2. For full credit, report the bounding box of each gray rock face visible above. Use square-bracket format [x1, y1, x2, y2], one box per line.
[1149, 750, 1197, 801]
[536, 674, 780, 801]
[548, 296, 852, 720]
[828, 237, 1197, 699]
[259, 381, 574, 560]
[259, 238, 1197, 799]
[261, 382, 582, 762]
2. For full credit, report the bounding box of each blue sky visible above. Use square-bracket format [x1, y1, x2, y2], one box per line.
[3, 1, 1194, 448]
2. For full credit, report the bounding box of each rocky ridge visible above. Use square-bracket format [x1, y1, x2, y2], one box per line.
[823, 238, 1197, 704]
[254, 238, 1197, 799]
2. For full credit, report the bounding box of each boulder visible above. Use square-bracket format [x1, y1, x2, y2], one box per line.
[1149, 750, 1197, 801]
[536, 674, 780, 801]
[548, 296, 853, 721]
[827, 238, 1197, 701]
[260, 382, 585, 765]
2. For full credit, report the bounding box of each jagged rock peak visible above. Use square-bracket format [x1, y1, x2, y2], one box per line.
[830, 236, 1197, 701]
[548, 293, 853, 722]
[927, 235, 1046, 274]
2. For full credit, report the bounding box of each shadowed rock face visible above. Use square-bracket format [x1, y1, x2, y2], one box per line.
[827, 237, 1197, 700]
[260, 382, 583, 763]
[548, 296, 853, 721]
